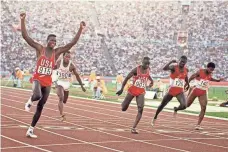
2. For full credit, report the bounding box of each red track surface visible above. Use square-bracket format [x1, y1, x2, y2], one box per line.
[1, 87, 228, 152]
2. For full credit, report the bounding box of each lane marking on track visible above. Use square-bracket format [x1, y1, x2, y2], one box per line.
[3, 93, 227, 137]
[2, 137, 226, 150]
[2, 114, 125, 152]
[2, 86, 228, 121]
[1, 105, 190, 152]
[1, 135, 53, 152]
[2, 102, 228, 150]
[1, 88, 228, 150]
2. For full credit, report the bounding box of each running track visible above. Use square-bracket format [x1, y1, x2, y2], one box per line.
[1, 87, 228, 152]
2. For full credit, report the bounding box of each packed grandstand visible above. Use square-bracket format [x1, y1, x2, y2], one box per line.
[1, 1, 227, 78]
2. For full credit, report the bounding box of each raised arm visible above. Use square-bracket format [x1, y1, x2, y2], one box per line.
[20, 13, 42, 55]
[55, 21, 86, 58]
[163, 60, 177, 72]
[116, 68, 137, 96]
[71, 64, 86, 92]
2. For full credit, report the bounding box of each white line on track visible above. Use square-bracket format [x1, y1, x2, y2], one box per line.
[3, 90, 228, 135]
[2, 99, 228, 151]
[2, 114, 124, 152]
[3, 87, 228, 127]
[3, 92, 228, 141]
[2, 137, 225, 150]
[2, 88, 228, 150]
[2, 93, 227, 139]
[1, 135, 53, 152]
[3, 86, 227, 121]
[1, 104, 189, 152]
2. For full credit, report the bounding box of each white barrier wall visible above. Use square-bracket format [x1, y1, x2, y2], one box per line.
[145, 91, 156, 99]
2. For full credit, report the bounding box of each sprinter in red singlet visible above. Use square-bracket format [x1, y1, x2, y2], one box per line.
[184, 62, 224, 130]
[152, 56, 189, 126]
[20, 13, 86, 138]
[116, 57, 153, 134]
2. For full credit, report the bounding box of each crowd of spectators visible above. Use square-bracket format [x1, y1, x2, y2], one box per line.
[1, 1, 227, 78]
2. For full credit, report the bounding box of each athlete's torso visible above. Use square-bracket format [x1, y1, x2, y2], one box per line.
[169, 65, 188, 88]
[132, 66, 150, 89]
[33, 48, 55, 86]
[56, 59, 72, 81]
[195, 69, 212, 90]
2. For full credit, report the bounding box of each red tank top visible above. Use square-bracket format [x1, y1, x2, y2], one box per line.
[196, 69, 212, 90]
[169, 65, 188, 88]
[196, 69, 212, 81]
[132, 66, 150, 89]
[32, 48, 55, 87]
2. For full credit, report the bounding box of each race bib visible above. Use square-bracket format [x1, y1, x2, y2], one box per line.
[172, 78, 185, 88]
[134, 79, 146, 88]
[57, 71, 71, 79]
[37, 66, 52, 75]
[197, 79, 209, 90]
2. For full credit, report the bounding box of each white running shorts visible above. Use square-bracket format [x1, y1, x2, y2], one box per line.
[57, 80, 70, 91]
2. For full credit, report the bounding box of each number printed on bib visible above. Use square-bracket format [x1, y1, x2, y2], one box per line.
[38, 66, 52, 75]
[57, 71, 71, 79]
[173, 78, 184, 88]
[134, 79, 146, 88]
[197, 80, 209, 90]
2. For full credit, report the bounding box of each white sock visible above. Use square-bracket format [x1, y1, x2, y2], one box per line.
[29, 126, 34, 131]
[27, 97, 33, 104]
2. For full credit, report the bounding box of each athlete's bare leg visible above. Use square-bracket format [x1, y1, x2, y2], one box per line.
[31, 81, 42, 101]
[187, 87, 194, 97]
[132, 94, 144, 134]
[26, 85, 51, 138]
[121, 93, 134, 111]
[25, 80, 42, 112]
[56, 85, 65, 117]
[61, 90, 69, 121]
[31, 86, 51, 127]
[196, 94, 207, 130]
[187, 89, 197, 108]
[63, 91, 69, 104]
[152, 93, 173, 126]
[174, 93, 187, 116]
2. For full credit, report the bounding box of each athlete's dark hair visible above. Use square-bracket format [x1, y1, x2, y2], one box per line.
[47, 34, 56, 41]
[207, 62, 215, 68]
[143, 57, 150, 60]
[180, 55, 187, 60]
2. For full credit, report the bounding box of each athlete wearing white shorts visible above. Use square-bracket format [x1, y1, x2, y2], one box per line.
[52, 51, 86, 121]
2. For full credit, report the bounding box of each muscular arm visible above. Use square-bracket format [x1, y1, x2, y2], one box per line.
[210, 78, 222, 82]
[53, 60, 61, 70]
[185, 69, 189, 84]
[148, 75, 154, 87]
[120, 68, 137, 91]
[188, 71, 200, 83]
[163, 60, 176, 72]
[183, 69, 190, 91]
[211, 76, 227, 82]
[55, 22, 85, 59]
[71, 64, 84, 87]
[184, 75, 190, 89]
[20, 13, 42, 56]
[185, 76, 189, 84]
[52, 60, 61, 85]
